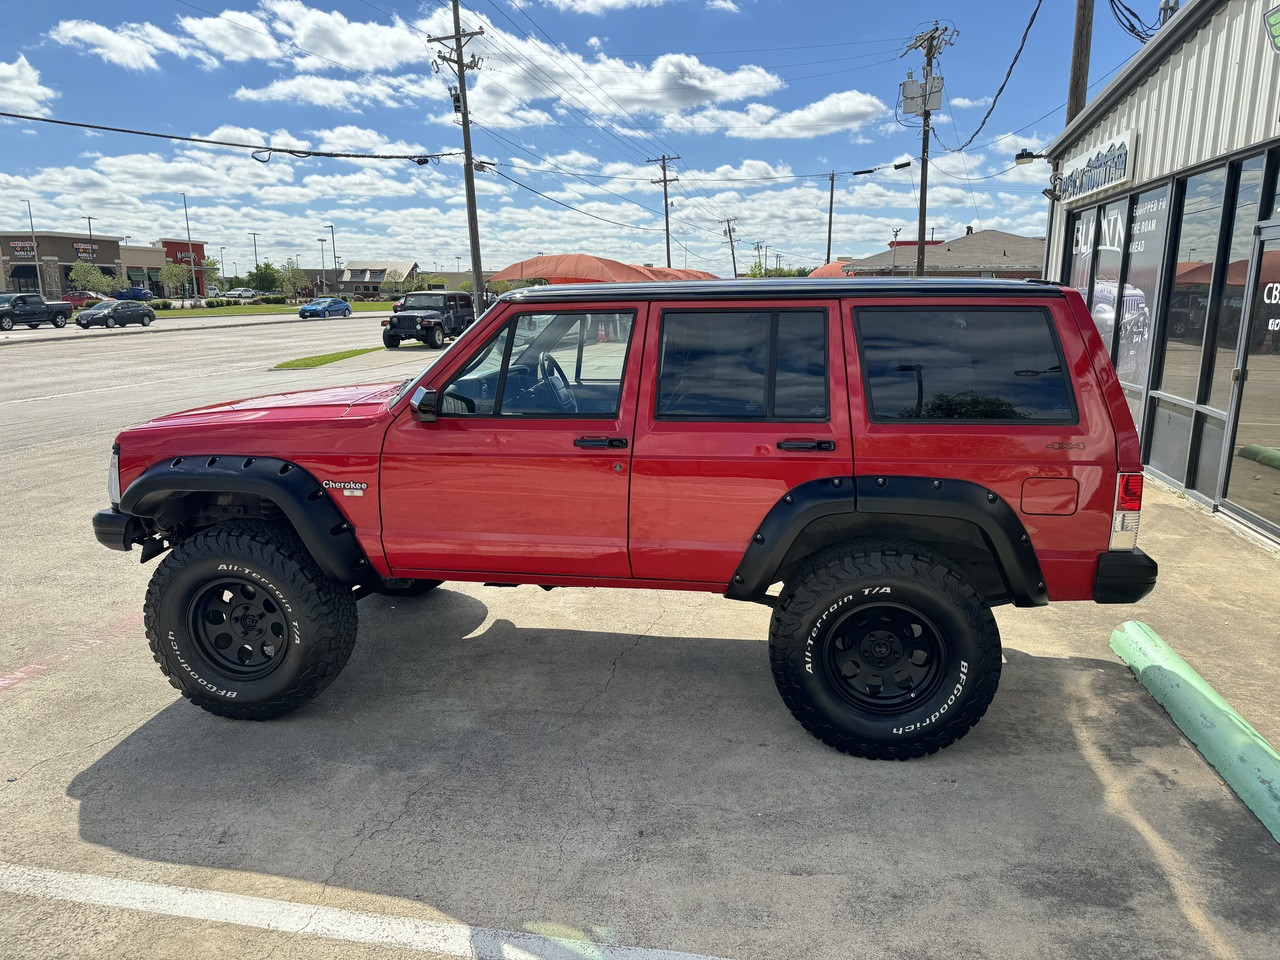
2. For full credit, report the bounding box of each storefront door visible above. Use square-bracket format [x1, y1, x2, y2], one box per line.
[1220, 225, 1280, 535]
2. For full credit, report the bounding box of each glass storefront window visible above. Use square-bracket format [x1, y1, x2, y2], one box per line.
[1068, 209, 1097, 301]
[1223, 236, 1280, 530]
[1157, 168, 1227, 400]
[1116, 186, 1170, 390]
[1090, 201, 1128, 353]
[1206, 155, 1266, 410]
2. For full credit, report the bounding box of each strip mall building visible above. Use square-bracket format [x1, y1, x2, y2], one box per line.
[1043, 0, 1280, 540]
[0, 233, 208, 297]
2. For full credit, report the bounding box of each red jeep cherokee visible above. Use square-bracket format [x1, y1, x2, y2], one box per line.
[93, 278, 1156, 759]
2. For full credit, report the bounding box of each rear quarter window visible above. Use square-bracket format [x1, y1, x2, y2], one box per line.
[856, 305, 1076, 423]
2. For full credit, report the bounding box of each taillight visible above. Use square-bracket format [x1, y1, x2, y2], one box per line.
[1110, 472, 1143, 550]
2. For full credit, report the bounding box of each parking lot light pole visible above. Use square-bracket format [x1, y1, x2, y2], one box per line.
[323, 224, 337, 289]
[24, 200, 43, 296]
[248, 232, 260, 269]
[181, 192, 200, 302]
[317, 238, 328, 294]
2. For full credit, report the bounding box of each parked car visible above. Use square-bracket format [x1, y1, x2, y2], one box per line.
[392, 295, 407, 312]
[66, 290, 112, 309]
[77, 299, 156, 329]
[298, 297, 352, 319]
[111, 287, 155, 302]
[93, 277, 1156, 760]
[223, 288, 257, 300]
[381, 291, 474, 348]
[0, 293, 73, 330]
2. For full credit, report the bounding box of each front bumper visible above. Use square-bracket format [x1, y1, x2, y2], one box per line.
[1093, 549, 1158, 603]
[93, 508, 142, 551]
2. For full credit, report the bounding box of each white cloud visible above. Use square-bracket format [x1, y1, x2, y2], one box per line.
[587, 37, 604, 49]
[544, 0, 671, 12]
[49, 19, 218, 71]
[665, 90, 887, 140]
[234, 74, 441, 109]
[708, 0, 741, 10]
[262, 0, 427, 73]
[177, 10, 283, 63]
[951, 96, 993, 109]
[0, 56, 58, 116]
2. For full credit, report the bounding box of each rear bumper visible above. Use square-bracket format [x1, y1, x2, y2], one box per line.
[1093, 549, 1158, 603]
[93, 508, 142, 551]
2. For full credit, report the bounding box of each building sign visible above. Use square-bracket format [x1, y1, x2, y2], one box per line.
[1060, 130, 1135, 204]
[8, 240, 37, 258]
[73, 241, 99, 261]
[1265, 4, 1280, 53]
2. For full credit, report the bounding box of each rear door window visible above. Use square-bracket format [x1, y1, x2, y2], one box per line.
[856, 305, 1076, 422]
[657, 309, 828, 420]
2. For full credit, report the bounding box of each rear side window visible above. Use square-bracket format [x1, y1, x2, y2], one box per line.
[857, 306, 1076, 422]
[658, 309, 828, 420]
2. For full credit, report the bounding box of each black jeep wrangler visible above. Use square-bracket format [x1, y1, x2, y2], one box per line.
[381, 291, 475, 349]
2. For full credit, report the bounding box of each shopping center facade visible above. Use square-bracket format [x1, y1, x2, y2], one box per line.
[1042, 0, 1280, 540]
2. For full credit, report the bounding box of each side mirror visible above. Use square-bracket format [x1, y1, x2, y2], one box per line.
[410, 386, 438, 423]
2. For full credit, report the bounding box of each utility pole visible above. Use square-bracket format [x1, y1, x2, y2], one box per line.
[902, 22, 956, 277]
[1067, 0, 1095, 124]
[721, 217, 738, 277]
[648, 155, 680, 268]
[826, 172, 836, 263]
[429, 2, 486, 300]
[24, 200, 43, 296]
[753, 240, 764, 276]
[248, 232, 260, 269]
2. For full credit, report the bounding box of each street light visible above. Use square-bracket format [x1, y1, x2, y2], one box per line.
[455, 255, 461, 275]
[23, 200, 43, 296]
[180, 192, 200, 302]
[248, 232, 260, 269]
[81, 215, 96, 265]
[317, 238, 328, 293]
[322, 223, 337, 285]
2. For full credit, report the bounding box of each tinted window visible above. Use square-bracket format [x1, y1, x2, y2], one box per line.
[858, 306, 1075, 422]
[657, 309, 828, 420]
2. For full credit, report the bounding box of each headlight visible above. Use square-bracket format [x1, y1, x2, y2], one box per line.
[108, 445, 121, 506]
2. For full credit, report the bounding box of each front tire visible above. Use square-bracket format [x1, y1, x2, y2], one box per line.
[382, 331, 400, 349]
[769, 540, 1001, 760]
[0, 317, 12, 331]
[143, 520, 358, 720]
[106, 316, 116, 328]
[141, 314, 153, 326]
[427, 325, 445, 349]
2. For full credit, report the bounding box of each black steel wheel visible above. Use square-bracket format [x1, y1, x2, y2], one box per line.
[144, 519, 358, 719]
[770, 539, 1001, 760]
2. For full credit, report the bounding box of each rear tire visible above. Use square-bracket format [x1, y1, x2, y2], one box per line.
[769, 540, 1001, 760]
[51, 314, 68, 328]
[143, 520, 359, 720]
[343, 309, 351, 318]
[382, 331, 400, 349]
[141, 314, 153, 326]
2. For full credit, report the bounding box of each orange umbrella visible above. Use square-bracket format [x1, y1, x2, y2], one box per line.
[808, 261, 857, 278]
[489, 254, 657, 284]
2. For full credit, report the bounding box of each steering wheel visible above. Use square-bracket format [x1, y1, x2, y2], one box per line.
[539, 353, 577, 413]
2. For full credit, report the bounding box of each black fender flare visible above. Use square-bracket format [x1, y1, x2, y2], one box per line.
[118, 456, 375, 585]
[726, 475, 1048, 607]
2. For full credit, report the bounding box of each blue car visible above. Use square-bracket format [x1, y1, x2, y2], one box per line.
[298, 297, 351, 319]
[110, 287, 156, 301]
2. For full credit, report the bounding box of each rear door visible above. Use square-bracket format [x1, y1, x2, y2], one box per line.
[629, 298, 852, 584]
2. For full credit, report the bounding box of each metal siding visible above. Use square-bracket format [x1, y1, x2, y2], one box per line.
[1046, 0, 1280, 280]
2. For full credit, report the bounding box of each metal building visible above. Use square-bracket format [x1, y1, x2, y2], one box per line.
[1042, 0, 1280, 541]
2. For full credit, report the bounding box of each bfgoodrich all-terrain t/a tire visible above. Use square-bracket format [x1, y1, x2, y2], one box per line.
[769, 540, 1001, 760]
[143, 519, 358, 720]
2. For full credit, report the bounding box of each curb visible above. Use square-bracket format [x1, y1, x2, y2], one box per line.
[1110, 620, 1280, 843]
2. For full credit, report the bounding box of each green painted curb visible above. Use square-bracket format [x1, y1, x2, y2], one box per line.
[1110, 620, 1280, 843]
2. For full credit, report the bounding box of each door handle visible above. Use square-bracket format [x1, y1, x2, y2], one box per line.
[575, 437, 628, 449]
[777, 439, 836, 452]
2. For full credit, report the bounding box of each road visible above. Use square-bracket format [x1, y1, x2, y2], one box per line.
[1, 317, 1278, 960]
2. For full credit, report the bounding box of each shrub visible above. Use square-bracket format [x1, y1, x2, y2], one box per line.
[84, 299, 103, 309]
[154, 299, 173, 310]
[260, 295, 288, 304]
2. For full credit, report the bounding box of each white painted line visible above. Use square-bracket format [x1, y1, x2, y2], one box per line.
[0, 863, 727, 960]
[0, 614, 140, 693]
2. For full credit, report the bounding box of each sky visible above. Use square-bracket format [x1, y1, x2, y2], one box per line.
[1, 0, 1150, 279]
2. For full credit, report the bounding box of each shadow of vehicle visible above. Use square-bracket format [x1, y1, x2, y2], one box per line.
[66, 591, 1280, 960]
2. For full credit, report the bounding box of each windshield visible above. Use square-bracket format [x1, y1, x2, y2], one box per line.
[0, 295, 13, 306]
[307, 299, 328, 306]
[403, 294, 447, 310]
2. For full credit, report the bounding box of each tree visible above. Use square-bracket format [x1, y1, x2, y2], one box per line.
[158, 262, 192, 298]
[202, 258, 222, 293]
[280, 258, 309, 300]
[381, 268, 406, 296]
[68, 260, 118, 295]
[246, 261, 282, 293]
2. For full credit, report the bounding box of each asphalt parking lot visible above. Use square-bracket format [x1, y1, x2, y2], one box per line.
[1, 315, 1278, 960]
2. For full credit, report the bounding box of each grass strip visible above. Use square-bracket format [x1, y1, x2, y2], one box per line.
[273, 347, 383, 369]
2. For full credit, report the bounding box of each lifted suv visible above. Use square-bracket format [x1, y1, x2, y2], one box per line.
[93, 279, 1156, 760]
[381, 290, 474, 349]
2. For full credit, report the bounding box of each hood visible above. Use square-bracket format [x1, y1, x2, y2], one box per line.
[140, 381, 402, 428]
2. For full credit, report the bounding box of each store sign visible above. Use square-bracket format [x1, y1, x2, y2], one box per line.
[1265, 4, 1280, 53]
[1060, 130, 1135, 203]
[8, 240, 37, 258]
[73, 241, 99, 261]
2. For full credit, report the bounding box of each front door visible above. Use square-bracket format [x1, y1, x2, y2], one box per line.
[1220, 226, 1280, 535]
[380, 304, 645, 579]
